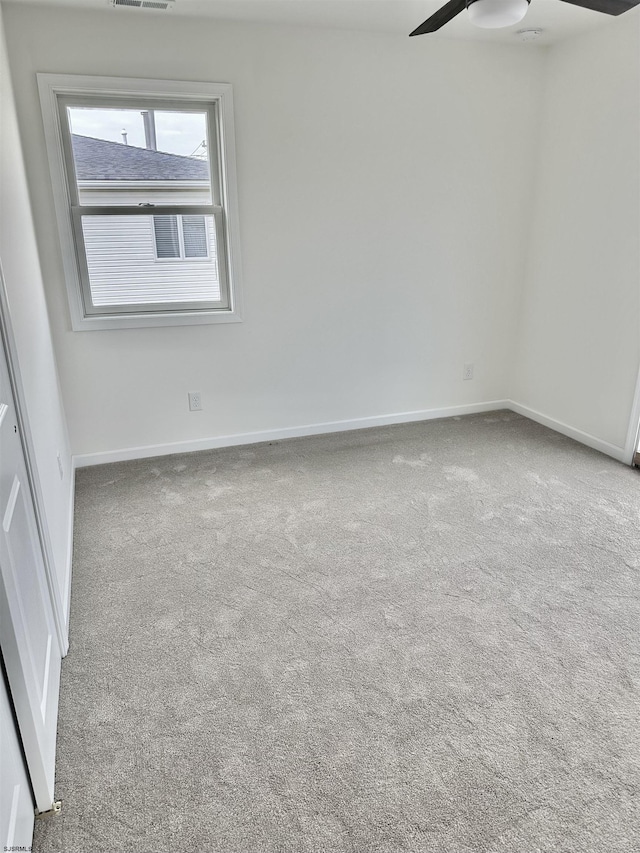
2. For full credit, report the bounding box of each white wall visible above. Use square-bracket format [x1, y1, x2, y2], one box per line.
[1, 3, 544, 459]
[513, 12, 640, 456]
[0, 4, 73, 622]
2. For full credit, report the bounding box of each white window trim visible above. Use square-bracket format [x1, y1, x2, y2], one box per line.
[37, 73, 243, 331]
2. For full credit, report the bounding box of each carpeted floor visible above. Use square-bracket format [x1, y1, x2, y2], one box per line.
[34, 411, 640, 852]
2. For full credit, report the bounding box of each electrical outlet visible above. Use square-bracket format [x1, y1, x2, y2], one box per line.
[463, 363, 474, 381]
[188, 391, 202, 412]
[56, 451, 64, 480]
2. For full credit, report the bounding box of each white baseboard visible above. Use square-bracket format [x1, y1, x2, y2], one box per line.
[507, 400, 629, 464]
[72, 399, 511, 468]
[72, 398, 633, 469]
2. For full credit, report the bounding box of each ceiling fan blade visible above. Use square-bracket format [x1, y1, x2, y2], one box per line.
[557, 0, 639, 14]
[409, 0, 468, 35]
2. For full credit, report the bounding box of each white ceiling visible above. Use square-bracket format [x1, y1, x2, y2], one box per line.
[7, 0, 633, 45]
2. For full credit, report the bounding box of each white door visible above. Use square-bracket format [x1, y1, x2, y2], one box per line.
[0, 668, 35, 847]
[0, 329, 61, 814]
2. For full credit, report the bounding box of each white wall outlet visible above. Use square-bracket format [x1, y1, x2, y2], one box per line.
[56, 451, 64, 480]
[188, 391, 202, 411]
[463, 363, 474, 381]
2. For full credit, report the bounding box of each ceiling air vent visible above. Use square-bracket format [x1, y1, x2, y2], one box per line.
[111, 0, 175, 10]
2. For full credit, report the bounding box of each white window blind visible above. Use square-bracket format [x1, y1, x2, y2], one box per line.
[154, 216, 180, 259]
[183, 216, 208, 258]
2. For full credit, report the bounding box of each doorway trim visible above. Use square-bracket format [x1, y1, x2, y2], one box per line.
[0, 261, 68, 656]
[624, 359, 640, 466]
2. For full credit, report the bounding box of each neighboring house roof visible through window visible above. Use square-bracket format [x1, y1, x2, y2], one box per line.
[70, 134, 210, 182]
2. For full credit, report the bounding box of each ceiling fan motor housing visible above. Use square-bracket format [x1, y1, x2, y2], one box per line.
[466, 0, 531, 29]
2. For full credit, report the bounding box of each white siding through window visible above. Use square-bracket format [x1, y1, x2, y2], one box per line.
[81, 215, 220, 306]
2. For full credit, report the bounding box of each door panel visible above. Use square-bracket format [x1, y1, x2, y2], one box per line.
[0, 668, 34, 848]
[3, 475, 55, 721]
[0, 332, 61, 814]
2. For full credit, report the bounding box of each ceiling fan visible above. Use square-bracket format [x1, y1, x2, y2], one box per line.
[409, 0, 640, 34]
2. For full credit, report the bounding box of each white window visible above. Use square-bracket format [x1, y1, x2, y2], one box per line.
[154, 215, 209, 260]
[38, 75, 243, 330]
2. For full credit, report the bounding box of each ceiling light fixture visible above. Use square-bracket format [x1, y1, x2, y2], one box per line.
[467, 0, 531, 28]
[111, 0, 176, 10]
[518, 28, 544, 40]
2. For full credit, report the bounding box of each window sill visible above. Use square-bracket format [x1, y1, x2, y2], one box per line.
[71, 306, 242, 332]
[153, 257, 211, 263]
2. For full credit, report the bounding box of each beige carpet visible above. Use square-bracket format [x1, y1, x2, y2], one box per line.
[34, 411, 640, 852]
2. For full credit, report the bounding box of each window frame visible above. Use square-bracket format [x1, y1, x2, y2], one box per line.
[37, 74, 243, 331]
